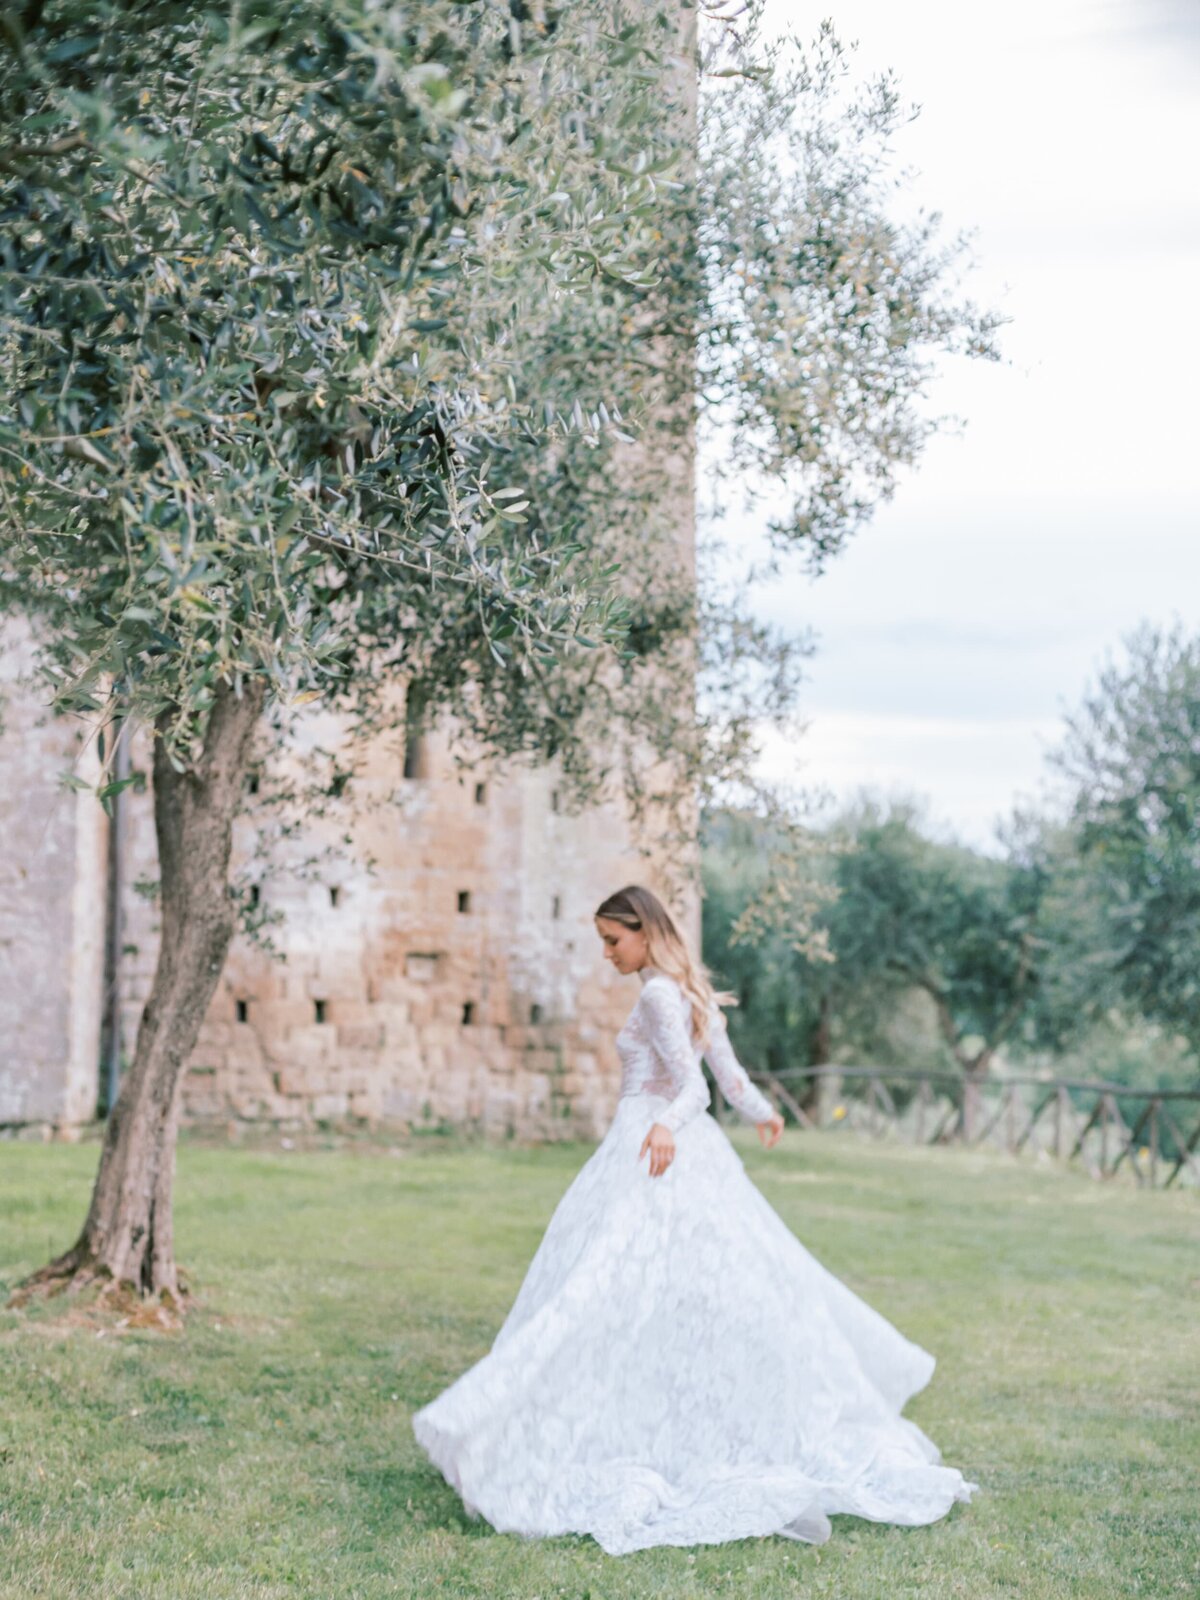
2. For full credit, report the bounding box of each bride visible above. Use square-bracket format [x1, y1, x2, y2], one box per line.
[412, 884, 977, 1555]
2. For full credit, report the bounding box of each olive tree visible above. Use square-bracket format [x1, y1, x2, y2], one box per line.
[1053, 624, 1200, 1058]
[0, 0, 1000, 1302]
[703, 801, 1047, 1093]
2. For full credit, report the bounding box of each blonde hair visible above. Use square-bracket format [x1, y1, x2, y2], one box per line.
[595, 884, 724, 1047]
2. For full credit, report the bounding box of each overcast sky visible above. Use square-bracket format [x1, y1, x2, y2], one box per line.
[714, 0, 1200, 849]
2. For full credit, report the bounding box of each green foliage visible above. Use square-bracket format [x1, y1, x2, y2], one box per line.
[1032, 1012, 1199, 1100]
[1053, 624, 1200, 1058]
[702, 806, 837, 1074]
[705, 613, 1200, 1091]
[697, 18, 1005, 567]
[0, 1, 1002, 840]
[830, 802, 1045, 1072]
[704, 800, 1049, 1077]
[0, 0, 682, 771]
[1, 1137, 1197, 1598]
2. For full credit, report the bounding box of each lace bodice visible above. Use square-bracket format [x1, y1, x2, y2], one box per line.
[616, 968, 777, 1133]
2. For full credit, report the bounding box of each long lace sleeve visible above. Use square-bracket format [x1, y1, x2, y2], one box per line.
[703, 1006, 777, 1125]
[640, 976, 711, 1135]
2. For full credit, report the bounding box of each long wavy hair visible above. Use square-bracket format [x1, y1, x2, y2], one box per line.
[595, 884, 723, 1046]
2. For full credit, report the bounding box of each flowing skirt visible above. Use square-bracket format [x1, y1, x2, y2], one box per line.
[411, 1092, 978, 1555]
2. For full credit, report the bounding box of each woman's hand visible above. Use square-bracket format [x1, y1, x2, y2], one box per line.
[756, 1111, 785, 1149]
[640, 1121, 676, 1178]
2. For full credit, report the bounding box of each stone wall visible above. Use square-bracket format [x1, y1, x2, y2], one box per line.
[0, 660, 694, 1141]
[0, 621, 106, 1130]
[111, 712, 667, 1139]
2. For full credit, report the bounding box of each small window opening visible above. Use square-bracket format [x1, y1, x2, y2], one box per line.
[457, 890, 471, 914]
[236, 999, 249, 1024]
[462, 1001, 475, 1026]
[403, 721, 429, 780]
[249, 885, 261, 908]
[474, 781, 487, 805]
[329, 886, 340, 908]
[314, 999, 328, 1025]
[530, 1003, 543, 1025]
[551, 894, 562, 920]
[549, 788, 560, 813]
[246, 774, 260, 796]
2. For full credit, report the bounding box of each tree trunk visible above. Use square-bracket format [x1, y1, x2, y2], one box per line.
[803, 992, 832, 1114]
[16, 679, 264, 1305]
[960, 1047, 996, 1144]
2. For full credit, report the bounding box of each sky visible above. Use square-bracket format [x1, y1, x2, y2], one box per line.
[712, 0, 1200, 850]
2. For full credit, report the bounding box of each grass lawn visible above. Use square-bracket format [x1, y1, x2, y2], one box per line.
[0, 1128, 1197, 1599]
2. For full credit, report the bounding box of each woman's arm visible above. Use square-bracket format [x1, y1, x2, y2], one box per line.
[702, 1006, 777, 1125]
[640, 977, 710, 1135]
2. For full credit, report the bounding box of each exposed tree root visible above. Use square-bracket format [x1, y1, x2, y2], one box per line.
[9, 1247, 189, 1331]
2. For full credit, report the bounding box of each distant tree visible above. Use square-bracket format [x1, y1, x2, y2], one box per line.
[1053, 624, 1200, 1061]
[704, 802, 1048, 1095]
[701, 807, 837, 1078]
[0, 2, 1000, 1303]
[990, 807, 1114, 1059]
[995, 801, 1200, 1116]
[833, 804, 1045, 1081]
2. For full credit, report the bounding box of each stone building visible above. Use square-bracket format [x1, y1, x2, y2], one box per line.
[128, 712, 694, 1141]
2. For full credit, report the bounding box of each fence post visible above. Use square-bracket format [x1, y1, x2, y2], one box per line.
[816, 1069, 843, 1130]
[756, 1066, 1195, 1190]
[1055, 1085, 1068, 1159]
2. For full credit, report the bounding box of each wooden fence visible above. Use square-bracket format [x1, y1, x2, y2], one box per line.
[729, 1065, 1200, 1190]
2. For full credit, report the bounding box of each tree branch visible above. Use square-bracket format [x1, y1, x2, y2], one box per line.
[0, 133, 88, 175]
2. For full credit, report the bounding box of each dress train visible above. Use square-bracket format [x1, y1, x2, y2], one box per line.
[412, 1085, 977, 1555]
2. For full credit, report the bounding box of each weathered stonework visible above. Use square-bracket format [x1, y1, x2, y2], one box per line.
[1, 646, 695, 1140]
[112, 717, 676, 1141]
[0, 621, 106, 1130]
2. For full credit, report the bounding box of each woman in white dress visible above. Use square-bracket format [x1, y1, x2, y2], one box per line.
[412, 884, 977, 1555]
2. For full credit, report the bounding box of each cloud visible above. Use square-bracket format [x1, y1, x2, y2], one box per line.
[729, 0, 1200, 844]
[755, 713, 1066, 851]
[1093, 0, 1200, 53]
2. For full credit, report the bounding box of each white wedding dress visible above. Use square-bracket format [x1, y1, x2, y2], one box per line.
[412, 967, 978, 1555]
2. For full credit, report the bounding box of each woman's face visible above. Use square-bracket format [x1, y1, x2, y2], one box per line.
[595, 916, 648, 975]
